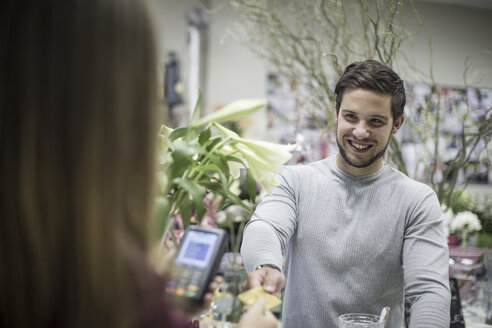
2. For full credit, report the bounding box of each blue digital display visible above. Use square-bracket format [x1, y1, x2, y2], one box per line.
[177, 230, 218, 269]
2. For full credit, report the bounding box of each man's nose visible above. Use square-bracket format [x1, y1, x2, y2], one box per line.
[353, 121, 370, 139]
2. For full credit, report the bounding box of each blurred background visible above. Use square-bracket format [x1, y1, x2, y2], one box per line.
[154, 0, 492, 194]
[155, 1, 492, 324]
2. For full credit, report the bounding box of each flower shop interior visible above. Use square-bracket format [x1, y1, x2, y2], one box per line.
[155, 0, 492, 326]
[8, 0, 492, 327]
[6, 0, 492, 326]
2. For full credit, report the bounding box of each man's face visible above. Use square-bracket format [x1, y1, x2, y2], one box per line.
[334, 88, 404, 176]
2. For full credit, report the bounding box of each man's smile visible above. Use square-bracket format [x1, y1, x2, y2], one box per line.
[347, 139, 374, 152]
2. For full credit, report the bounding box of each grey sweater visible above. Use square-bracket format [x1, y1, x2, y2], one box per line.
[241, 155, 450, 328]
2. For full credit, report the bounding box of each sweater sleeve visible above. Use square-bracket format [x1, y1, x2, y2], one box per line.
[241, 167, 298, 273]
[402, 185, 451, 328]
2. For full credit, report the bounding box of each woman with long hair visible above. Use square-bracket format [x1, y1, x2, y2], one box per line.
[0, 0, 277, 327]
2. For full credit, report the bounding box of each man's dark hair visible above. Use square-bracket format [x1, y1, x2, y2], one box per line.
[334, 60, 406, 121]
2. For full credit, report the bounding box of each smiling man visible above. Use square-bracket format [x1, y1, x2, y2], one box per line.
[241, 60, 451, 327]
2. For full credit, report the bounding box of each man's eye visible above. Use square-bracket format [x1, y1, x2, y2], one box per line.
[345, 114, 357, 120]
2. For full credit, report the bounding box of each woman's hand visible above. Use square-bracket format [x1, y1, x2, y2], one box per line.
[185, 275, 223, 318]
[151, 247, 176, 276]
[201, 275, 224, 312]
[152, 248, 223, 318]
[238, 298, 278, 328]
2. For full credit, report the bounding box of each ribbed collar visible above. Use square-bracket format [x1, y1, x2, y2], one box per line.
[326, 153, 389, 183]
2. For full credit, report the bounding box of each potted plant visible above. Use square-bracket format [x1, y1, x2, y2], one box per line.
[154, 94, 293, 324]
[154, 94, 294, 246]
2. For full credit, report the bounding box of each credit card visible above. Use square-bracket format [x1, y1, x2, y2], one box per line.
[237, 286, 282, 310]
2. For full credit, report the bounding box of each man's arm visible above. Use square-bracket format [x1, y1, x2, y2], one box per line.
[241, 219, 286, 273]
[240, 167, 298, 294]
[241, 216, 288, 296]
[403, 186, 451, 328]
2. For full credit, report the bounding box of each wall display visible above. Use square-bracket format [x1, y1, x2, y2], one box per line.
[402, 83, 491, 184]
[266, 73, 335, 164]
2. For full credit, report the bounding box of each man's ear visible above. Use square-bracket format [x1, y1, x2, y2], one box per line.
[333, 106, 338, 121]
[392, 115, 405, 134]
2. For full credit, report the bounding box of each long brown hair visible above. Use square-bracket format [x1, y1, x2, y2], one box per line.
[0, 0, 159, 326]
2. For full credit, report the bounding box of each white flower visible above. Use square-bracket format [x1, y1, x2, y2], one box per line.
[225, 203, 252, 223]
[233, 215, 245, 223]
[229, 179, 241, 196]
[450, 211, 482, 234]
[214, 211, 227, 224]
[213, 123, 295, 194]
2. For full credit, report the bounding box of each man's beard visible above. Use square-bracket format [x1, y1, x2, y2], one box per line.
[336, 135, 391, 169]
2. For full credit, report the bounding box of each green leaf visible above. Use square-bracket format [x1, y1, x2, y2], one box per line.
[220, 186, 253, 214]
[218, 199, 235, 212]
[179, 196, 193, 227]
[195, 163, 226, 178]
[176, 177, 206, 220]
[245, 168, 258, 203]
[152, 196, 171, 239]
[169, 127, 190, 142]
[195, 164, 230, 192]
[210, 156, 230, 178]
[197, 179, 223, 193]
[198, 128, 212, 146]
[170, 144, 196, 178]
[205, 137, 223, 152]
[218, 192, 252, 214]
[190, 90, 203, 125]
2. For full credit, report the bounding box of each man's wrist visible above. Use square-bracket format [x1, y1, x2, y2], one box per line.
[255, 264, 281, 271]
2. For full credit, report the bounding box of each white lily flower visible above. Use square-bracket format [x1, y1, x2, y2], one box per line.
[214, 123, 295, 194]
[238, 139, 294, 171]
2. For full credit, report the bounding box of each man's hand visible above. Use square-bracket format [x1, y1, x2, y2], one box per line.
[243, 267, 285, 298]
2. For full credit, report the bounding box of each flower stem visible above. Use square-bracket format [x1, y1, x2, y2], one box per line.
[462, 231, 468, 254]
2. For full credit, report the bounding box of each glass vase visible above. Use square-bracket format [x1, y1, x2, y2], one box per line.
[449, 245, 486, 323]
